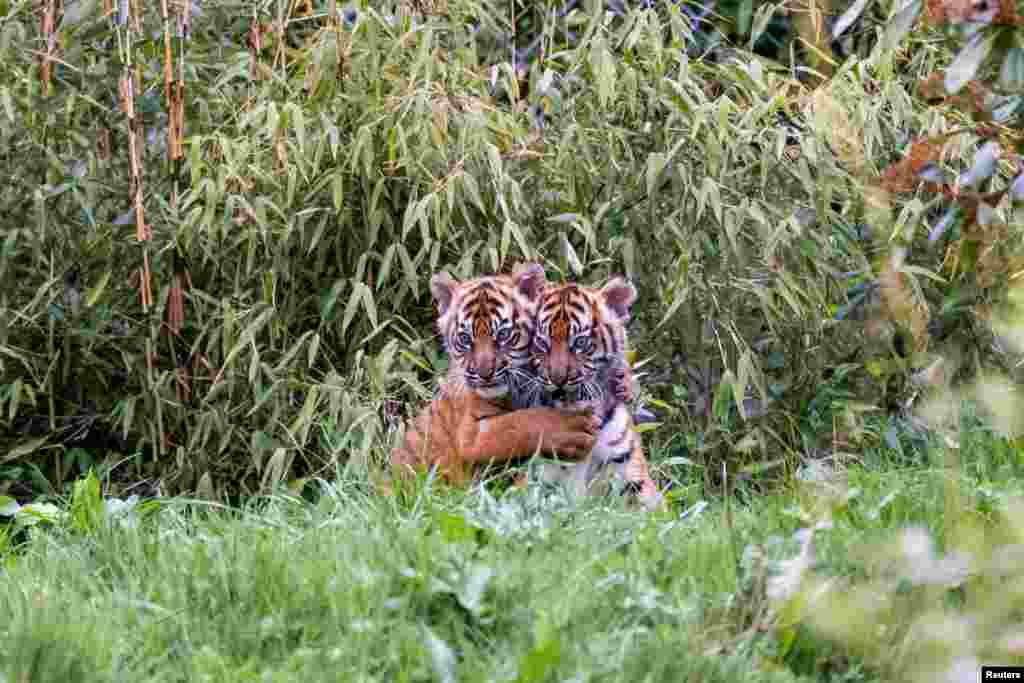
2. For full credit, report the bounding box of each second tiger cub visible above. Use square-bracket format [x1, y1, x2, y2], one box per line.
[514, 277, 662, 509]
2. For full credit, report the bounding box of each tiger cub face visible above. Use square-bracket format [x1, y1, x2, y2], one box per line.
[429, 263, 546, 400]
[527, 277, 637, 418]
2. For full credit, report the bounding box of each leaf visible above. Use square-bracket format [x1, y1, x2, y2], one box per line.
[593, 41, 616, 108]
[422, 626, 457, 683]
[884, 425, 900, 449]
[1009, 172, 1024, 200]
[537, 68, 555, 95]
[945, 30, 993, 94]
[750, 3, 780, 49]
[308, 332, 322, 369]
[559, 232, 583, 276]
[341, 282, 368, 337]
[399, 350, 435, 374]
[260, 449, 291, 490]
[645, 153, 667, 199]
[456, 564, 493, 617]
[900, 265, 946, 283]
[461, 173, 485, 214]
[833, 0, 876, 39]
[957, 141, 1000, 188]
[928, 205, 959, 243]
[978, 201, 995, 226]
[84, 270, 111, 308]
[274, 330, 315, 375]
[289, 386, 321, 447]
[2, 435, 50, 462]
[0, 496, 19, 516]
[6, 378, 22, 422]
[71, 469, 104, 533]
[505, 220, 531, 260]
[319, 279, 347, 323]
[656, 291, 689, 329]
[271, 82, 297, 138]
[0, 87, 14, 123]
[112, 208, 136, 225]
[219, 307, 275, 379]
[879, 0, 922, 54]
[736, 0, 754, 37]
[16, 502, 63, 526]
[398, 244, 420, 298]
[361, 285, 378, 330]
[715, 370, 738, 421]
[993, 96, 1021, 123]
[517, 633, 562, 683]
[1000, 48, 1024, 90]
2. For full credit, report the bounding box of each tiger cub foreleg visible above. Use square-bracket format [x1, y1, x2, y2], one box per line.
[455, 397, 601, 466]
[387, 393, 600, 490]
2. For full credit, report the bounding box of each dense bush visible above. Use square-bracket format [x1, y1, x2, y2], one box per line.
[1, 0, 1012, 500]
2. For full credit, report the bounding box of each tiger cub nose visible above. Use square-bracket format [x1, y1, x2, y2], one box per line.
[473, 359, 496, 380]
[548, 366, 569, 387]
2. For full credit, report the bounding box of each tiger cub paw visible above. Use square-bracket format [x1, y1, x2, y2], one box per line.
[559, 402, 602, 434]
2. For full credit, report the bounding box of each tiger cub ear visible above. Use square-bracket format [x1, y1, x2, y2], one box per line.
[430, 271, 458, 316]
[512, 262, 547, 302]
[600, 276, 637, 321]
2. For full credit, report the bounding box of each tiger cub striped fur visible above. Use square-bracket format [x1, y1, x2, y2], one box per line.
[517, 277, 662, 510]
[387, 264, 601, 487]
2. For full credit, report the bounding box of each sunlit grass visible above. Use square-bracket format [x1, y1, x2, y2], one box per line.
[3, 408, 1023, 682]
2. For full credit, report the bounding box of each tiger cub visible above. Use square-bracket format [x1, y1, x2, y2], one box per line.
[516, 277, 662, 510]
[387, 264, 601, 488]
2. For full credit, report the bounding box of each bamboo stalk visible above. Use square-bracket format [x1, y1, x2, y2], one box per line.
[47, 253, 56, 433]
[330, 0, 345, 85]
[789, 0, 837, 85]
[116, 0, 161, 458]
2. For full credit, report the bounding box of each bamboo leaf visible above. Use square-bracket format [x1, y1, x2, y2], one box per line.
[646, 153, 666, 199]
[560, 232, 584, 276]
[833, 0, 875, 39]
[879, 0, 921, 54]
[220, 307, 275, 379]
[945, 30, 993, 94]
[308, 333, 322, 369]
[273, 331, 315, 374]
[999, 48, 1024, 90]
[362, 285, 378, 330]
[3, 436, 51, 463]
[341, 282, 366, 337]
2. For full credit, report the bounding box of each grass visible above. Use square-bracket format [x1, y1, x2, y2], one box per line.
[1, 406, 1022, 682]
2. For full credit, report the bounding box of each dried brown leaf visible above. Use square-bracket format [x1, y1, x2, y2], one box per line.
[879, 137, 947, 192]
[925, 0, 1014, 24]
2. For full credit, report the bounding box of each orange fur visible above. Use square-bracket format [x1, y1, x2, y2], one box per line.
[389, 387, 599, 486]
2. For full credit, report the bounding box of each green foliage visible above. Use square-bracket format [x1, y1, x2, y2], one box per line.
[766, 266, 1024, 680]
[761, 0, 1024, 653]
[0, 412, 1022, 681]
[0, 0, 1008, 499]
[69, 468, 103, 534]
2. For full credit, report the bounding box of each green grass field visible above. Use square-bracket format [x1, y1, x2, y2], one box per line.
[3, 408, 1022, 682]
